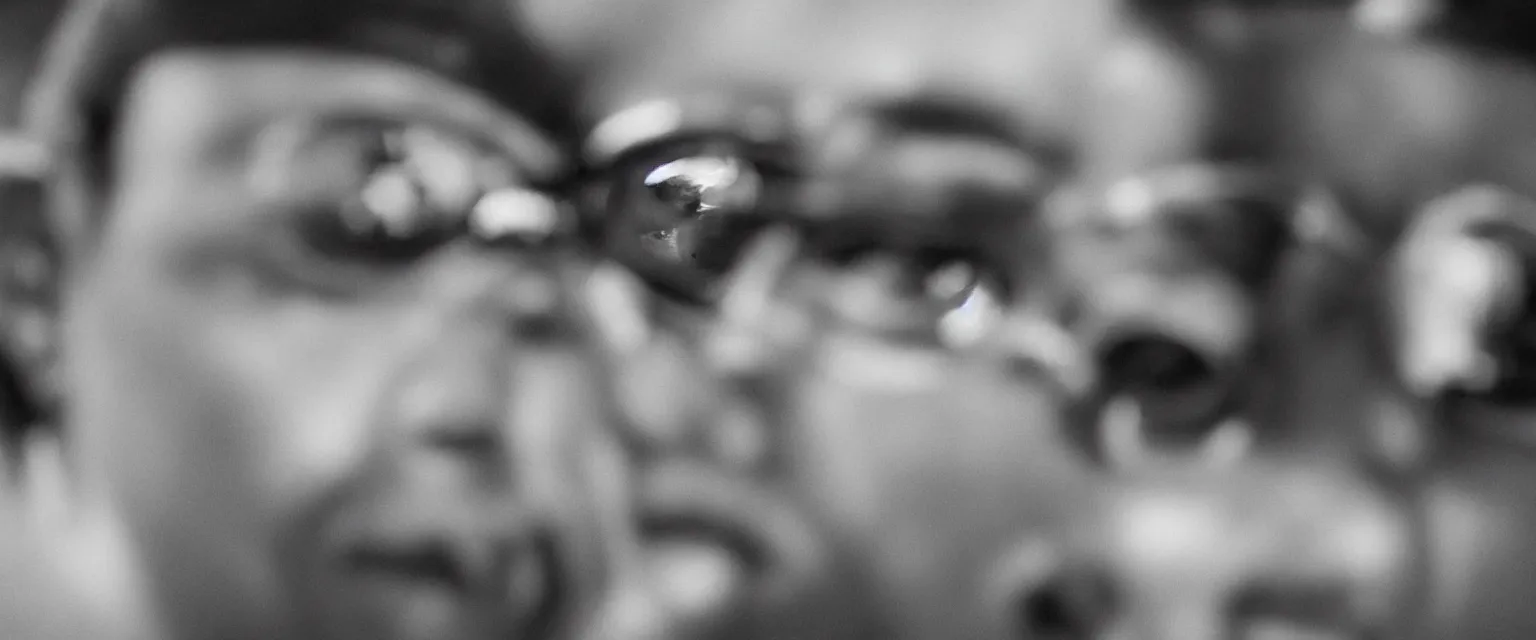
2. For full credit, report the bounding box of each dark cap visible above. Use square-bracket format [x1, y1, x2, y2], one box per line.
[24, 0, 577, 168]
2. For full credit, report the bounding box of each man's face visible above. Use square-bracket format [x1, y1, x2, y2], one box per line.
[1191, 28, 1536, 640]
[523, 2, 1268, 639]
[1012, 237, 1426, 638]
[62, 51, 623, 640]
[543, 6, 1536, 640]
[1014, 23, 1536, 640]
[1353, 40, 1536, 636]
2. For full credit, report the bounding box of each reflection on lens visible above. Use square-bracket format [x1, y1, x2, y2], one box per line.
[644, 156, 762, 218]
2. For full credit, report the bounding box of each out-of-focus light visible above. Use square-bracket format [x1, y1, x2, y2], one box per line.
[938, 281, 1002, 350]
[1354, 0, 1444, 37]
[470, 187, 566, 243]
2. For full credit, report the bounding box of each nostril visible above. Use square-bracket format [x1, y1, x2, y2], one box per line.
[1013, 566, 1118, 640]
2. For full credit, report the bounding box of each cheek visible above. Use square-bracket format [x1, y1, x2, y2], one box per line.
[66, 263, 398, 538]
[779, 347, 1085, 636]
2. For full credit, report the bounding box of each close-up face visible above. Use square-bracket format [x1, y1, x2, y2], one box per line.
[25, 2, 1536, 640]
[520, 2, 1310, 639]
[58, 50, 625, 640]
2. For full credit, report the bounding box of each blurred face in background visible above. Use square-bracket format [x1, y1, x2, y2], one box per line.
[519, 2, 1536, 639]
[1347, 36, 1536, 637]
[989, 13, 1536, 640]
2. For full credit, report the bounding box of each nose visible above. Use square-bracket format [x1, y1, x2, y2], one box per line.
[995, 467, 1418, 640]
[381, 260, 606, 496]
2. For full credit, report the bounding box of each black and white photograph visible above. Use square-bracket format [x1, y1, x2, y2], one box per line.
[2, 1, 1535, 638]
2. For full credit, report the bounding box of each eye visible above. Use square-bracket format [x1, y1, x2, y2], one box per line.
[1410, 244, 1536, 443]
[645, 155, 762, 220]
[1392, 187, 1536, 400]
[815, 247, 1010, 346]
[1093, 330, 1234, 444]
[1390, 185, 1536, 444]
[1064, 272, 1253, 458]
[264, 119, 546, 269]
[311, 124, 498, 262]
[1401, 231, 1536, 406]
[637, 154, 764, 270]
[1049, 169, 1289, 460]
[598, 139, 777, 303]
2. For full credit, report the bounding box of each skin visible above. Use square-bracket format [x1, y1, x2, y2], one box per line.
[7, 3, 1148, 639]
[601, 238, 1097, 640]
[1033, 249, 1426, 639]
[516, 2, 1292, 639]
[24, 3, 1536, 640]
[1031, 11, 1536, 640]
[540, 5, 1529, 640]
[1257, 22, 1536, 640]
[27, 50, 628, 640]
[1340, 39, 1536, 631]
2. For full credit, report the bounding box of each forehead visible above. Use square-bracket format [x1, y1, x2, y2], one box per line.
[523, 0, 1125, 143]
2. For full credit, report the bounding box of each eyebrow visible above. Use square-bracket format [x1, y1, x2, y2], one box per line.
[124, 50, 571, 182]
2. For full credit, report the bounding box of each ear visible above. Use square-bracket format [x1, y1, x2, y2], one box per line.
[0, 130, 61, 444]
